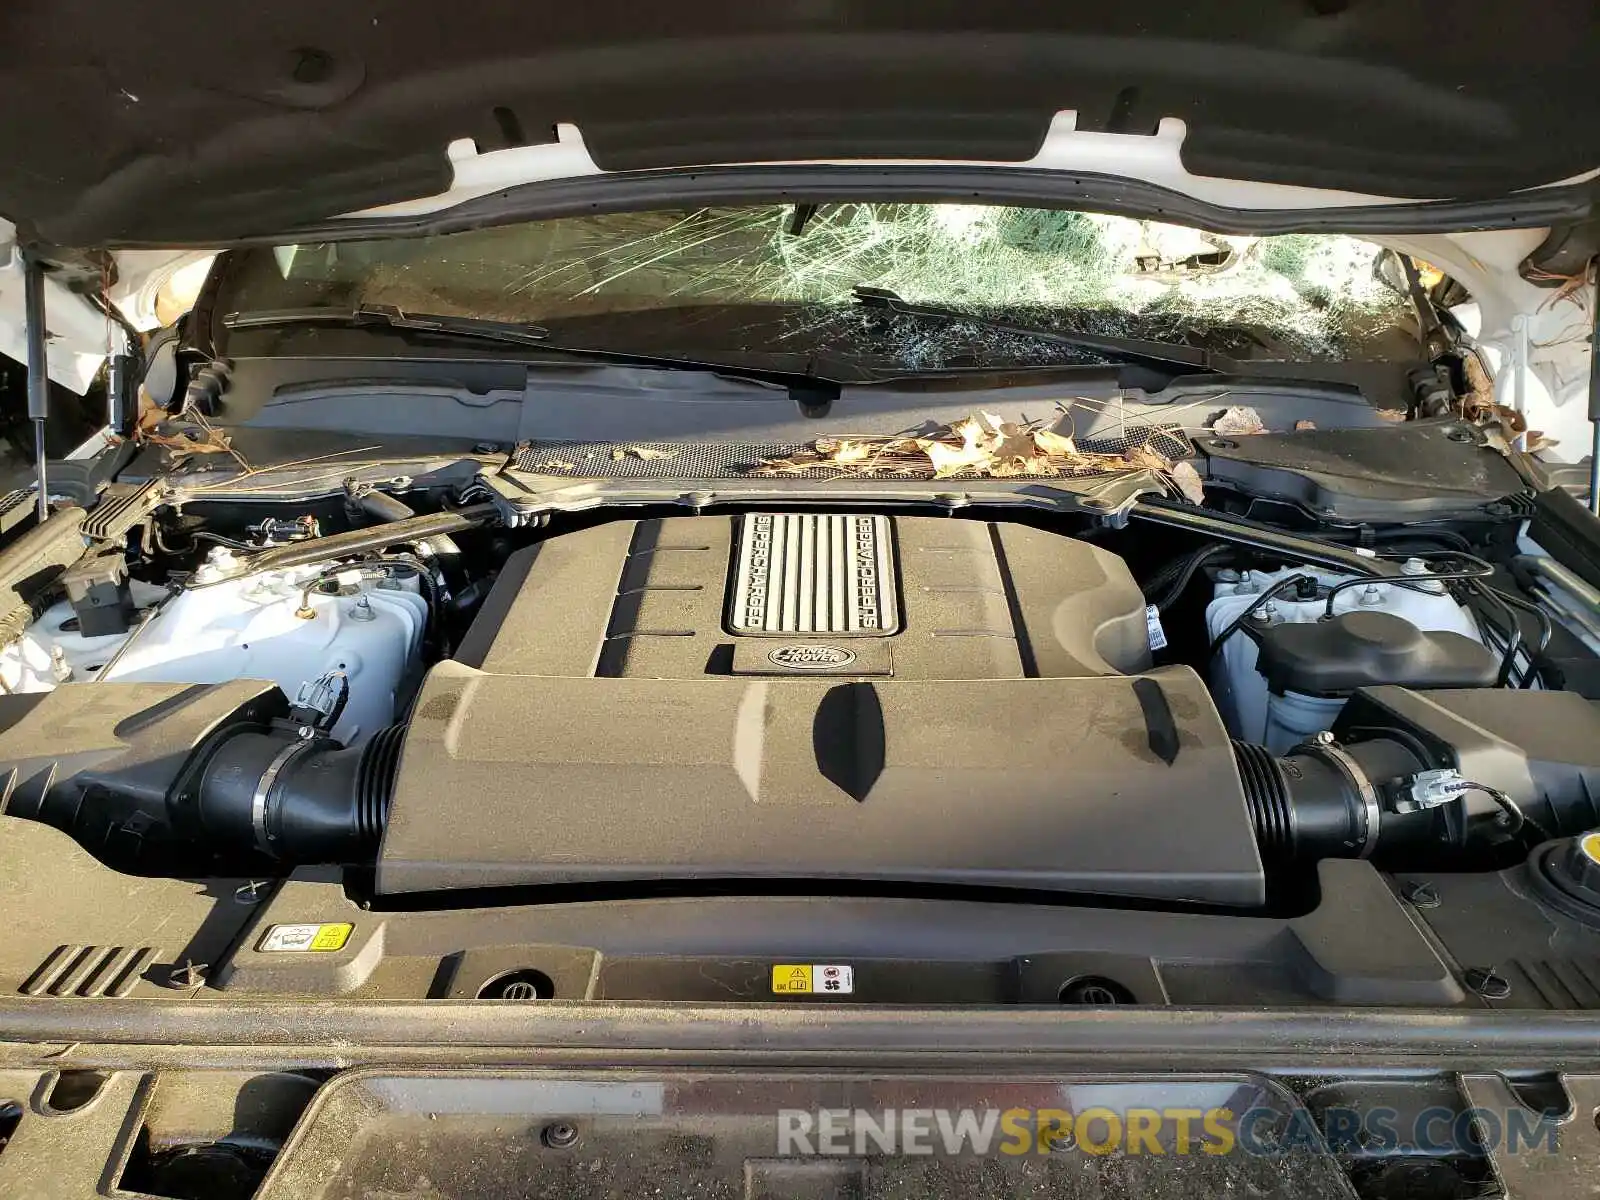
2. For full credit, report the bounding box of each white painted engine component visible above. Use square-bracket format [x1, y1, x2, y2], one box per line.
[1207, 564, 1482, 754]
[2, 579, 171, 693]
[0, 551, 428, 745]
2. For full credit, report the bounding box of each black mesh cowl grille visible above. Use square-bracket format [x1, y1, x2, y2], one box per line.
[512, 427, 1191, 482]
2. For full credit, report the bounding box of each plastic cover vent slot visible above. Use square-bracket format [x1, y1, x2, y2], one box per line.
[19, 944, 159, 997]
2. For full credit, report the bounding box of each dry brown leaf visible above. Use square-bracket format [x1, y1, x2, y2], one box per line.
[1032, 429, 1078, 456]
[612, 446, 678, 461]
[947, 416, 988, 445]
[745, 410, 1202, 496]
[921, 437, 993, 478]
[1170, 461, 1206, 504]
[1122, 445, 1174, 472]
[918, 413, 1002, 477]
[142, 426, 237, 462]
[991, 427, 1041, 461]
[989, 455, 1057, 478]
[824, 440, 872, 464]
[1477, 402, 1528, 435]
[1294, 420, 1317, 432]
[1462, 354, 1495, 413]
[539, 460, 578, 471]
[1522, 431, 1559, 453]
[1209, 406, 1267, 436]
[136, 388, 166, 435]
[1374, 408, 1409, 423]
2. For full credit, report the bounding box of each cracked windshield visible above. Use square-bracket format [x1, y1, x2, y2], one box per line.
[228, 205, 1418, 367]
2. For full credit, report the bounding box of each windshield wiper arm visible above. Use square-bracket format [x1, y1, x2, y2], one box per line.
[223, 304, 871, 393]
[220, 304, 1128, 395]
[222, 304, 554, 348]
[852, 286, 1224, 376]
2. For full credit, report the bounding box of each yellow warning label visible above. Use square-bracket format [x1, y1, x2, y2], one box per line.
[1582, 833, 1600, 864]
[259, 922, 354, 953]
[773, 964, 813, 993]
[310, 923, 353, 951]
[771, 964, 855, 994]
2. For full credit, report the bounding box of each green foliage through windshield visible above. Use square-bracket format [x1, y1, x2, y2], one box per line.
[228, 205, 1417, 362]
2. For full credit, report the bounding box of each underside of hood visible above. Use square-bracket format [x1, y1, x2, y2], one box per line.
[5, 0, 1600, 247]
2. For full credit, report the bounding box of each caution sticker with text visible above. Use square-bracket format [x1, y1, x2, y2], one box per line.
[258, 923, 354, 953]
[772, 963, 854, 994]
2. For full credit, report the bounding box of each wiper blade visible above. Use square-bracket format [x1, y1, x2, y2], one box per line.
[852, 286, 1225, 376]
[222, 304, 552, 348]
[224, 303, 864, 391]
[220, 304, 1116, 393]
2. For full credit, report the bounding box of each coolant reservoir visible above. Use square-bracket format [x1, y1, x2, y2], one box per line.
[1207, 564, 1482, 753]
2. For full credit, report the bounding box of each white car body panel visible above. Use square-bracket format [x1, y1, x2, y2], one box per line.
[0, 115, 1592, 461]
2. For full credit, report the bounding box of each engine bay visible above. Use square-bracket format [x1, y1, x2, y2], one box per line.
[0, 470, 1599, 1010]
[13, 32, 1600, 1188]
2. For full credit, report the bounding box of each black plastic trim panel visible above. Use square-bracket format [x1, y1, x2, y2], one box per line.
[161, 165, 1600, 252]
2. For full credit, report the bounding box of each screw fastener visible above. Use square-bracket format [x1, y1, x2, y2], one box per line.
[1463, 966, 1511, 1000]
[169, 960, 207, 989]
[234, 881, 268, 905]
[1400, 880, 1441, 909]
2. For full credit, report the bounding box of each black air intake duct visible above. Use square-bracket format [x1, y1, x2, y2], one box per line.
[1233, 728, 1596, 869]
[190, 722, 406, 863]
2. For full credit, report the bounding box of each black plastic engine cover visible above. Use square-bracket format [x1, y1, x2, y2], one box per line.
[392, 515, 1261, 904]
[456, 514, 1153, 680]
[376, 660, 1265, 905]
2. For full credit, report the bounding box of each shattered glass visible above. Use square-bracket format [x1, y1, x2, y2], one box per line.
[230, 205, 1416, 365]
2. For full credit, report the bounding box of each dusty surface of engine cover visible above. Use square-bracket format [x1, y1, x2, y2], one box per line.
[382, 515, 1262, 905]
[454, 514, 1153, 679]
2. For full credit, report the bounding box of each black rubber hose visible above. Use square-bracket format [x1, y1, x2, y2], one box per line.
[353, 723, 406, 847]
[194, 723, 407, 863]
[1234, 736, 1597, 868]
[1145, 543, 1233, 612]
[1129, 501, 1409, 580]
[1234, 738, 1392, 862]
[1232, 741, 1294, 862]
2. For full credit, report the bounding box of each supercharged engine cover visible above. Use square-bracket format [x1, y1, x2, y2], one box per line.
[453, 514, 1154, 679]
[379, 515, 1264, 904]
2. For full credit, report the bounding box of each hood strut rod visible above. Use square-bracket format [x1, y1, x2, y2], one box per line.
[20, 253, 49, 522]
[1588, 259, 1600, 517]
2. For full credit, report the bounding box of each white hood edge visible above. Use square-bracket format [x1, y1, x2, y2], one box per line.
[0, 225, 211, 394]
[0, 119, 1591, 463]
